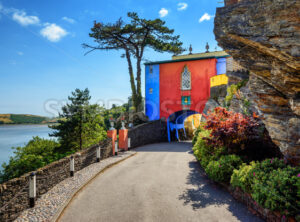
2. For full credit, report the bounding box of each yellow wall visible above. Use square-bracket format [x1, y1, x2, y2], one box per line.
[184, 114, 202, 137]
[210, 74, 229, 87]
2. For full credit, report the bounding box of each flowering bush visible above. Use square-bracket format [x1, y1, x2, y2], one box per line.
[205, 155, 243, 183]
[203, 107, 261, 155]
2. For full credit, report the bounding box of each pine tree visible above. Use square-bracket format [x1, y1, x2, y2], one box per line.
[50, 88, 106, 153]
[83, 12, 184, 111]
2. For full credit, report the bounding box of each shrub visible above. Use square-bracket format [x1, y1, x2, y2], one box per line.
[192, 127, 202, 146]
[203, 107, 261, 156]
[0, 137, 61, 182]
[205, 155, 243, 183]
[253, 158, 286, 174]
[230, 161, 257, 193]
[192, 123, 206, 146]
[251, 166, 300, 216]
[192, 129, 225, 168]
[225, 79, 248, 107]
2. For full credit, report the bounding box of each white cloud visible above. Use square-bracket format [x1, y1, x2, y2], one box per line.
[177, 3, 188, 11]
[17, 51, 24, 56]
[199, 13, 214, 23]
[40, 23, 68, 42]
[62, 16, 75, 24]
[159, 8, 168, 18]
[12, 11, 40, 26]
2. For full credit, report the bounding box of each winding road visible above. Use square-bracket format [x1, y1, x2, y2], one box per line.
[58, 142, 262, 222]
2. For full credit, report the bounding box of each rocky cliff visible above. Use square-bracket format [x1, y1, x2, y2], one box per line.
[214, 0, 300, 164]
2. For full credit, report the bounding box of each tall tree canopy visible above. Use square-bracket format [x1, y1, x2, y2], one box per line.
[83, 12, 184, 111]
[50, 88, 106, 153]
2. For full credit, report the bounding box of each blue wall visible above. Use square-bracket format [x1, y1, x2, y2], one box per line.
[145, 64, 160, 120]
[217, 58, 227, 75]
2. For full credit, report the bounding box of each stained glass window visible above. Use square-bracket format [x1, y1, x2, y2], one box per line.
[181, 66, 191, 90]
[182, 96, 191, 105]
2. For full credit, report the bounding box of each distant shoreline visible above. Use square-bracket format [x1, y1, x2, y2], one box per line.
[0, 123, 58, 126]
[0, 114, 59, 125]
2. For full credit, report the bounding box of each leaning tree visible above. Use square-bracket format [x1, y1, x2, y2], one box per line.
[83, 12, 184, 111]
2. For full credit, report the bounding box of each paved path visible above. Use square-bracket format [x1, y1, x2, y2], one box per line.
[58, 142, 262, 222]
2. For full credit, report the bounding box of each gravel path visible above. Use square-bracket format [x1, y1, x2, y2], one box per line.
[14, 151, 136, 222]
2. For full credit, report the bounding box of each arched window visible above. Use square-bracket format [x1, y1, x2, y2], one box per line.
[181, 65, 191, 90]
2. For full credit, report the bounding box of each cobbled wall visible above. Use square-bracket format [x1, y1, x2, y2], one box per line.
[128, 120, 168, 148]
[0, 139, 112, 222]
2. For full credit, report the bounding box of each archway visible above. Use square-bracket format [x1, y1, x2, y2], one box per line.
[167, 110, 200, 142]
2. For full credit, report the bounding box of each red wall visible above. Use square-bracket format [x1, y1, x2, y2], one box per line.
[159, 59, 217, 119]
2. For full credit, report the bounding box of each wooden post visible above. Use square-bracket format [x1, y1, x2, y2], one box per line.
[29, 172, 36, 208]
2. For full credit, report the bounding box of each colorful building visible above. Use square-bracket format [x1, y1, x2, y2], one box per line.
[144, 51, 235, 141]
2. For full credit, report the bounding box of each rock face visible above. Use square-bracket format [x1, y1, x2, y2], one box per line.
[214, 0, 300, 164]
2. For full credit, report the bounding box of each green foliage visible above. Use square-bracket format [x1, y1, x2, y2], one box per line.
[9, 114, 48, 124]
[192, 123, 206, 146]
[230, 158, 300, 216]
[192, 129, 226, 168]
[0, 137, 61, 183]
[205, 155, 243, 183]
[192, 127, 202, 146]
[230, 161, 257, 193]
[225, 84, 239, 107]
[50, 88, 107, 153]
[225, 79, 248, 108]
[253, 158, 286, 175]
[251, 166, 300, 216]
[10, 114, 47, 124]
[101, 104, 127, 130]
[84, 12, 184, 111]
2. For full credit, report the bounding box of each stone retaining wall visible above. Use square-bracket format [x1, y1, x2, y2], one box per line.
[128, 120, 168, 148]
[0, 139, 112, 222]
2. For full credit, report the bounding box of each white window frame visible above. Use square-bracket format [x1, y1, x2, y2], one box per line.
[181, 65, 191, 90]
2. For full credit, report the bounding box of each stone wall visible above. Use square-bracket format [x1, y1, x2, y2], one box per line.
[128, 120, 168, 148]
[0, 139, 112, 222]
[214, 0, 300, 165]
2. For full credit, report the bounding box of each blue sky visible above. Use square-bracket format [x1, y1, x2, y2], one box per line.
[0, 0, 223, 116]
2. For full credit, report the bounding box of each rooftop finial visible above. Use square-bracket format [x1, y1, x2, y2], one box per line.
[206, 42, 210, 53]
[189, 44, 193, 55]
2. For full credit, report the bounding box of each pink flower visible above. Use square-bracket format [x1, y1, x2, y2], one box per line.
[219, 165, 221, 168]
[253, 172, 255, 177]
[297, 173, 300, 177]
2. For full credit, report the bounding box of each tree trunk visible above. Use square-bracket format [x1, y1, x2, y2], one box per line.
[79, 111, 82, 150]
[125, 50, 138, 111]
[136, 56, 143, 111]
